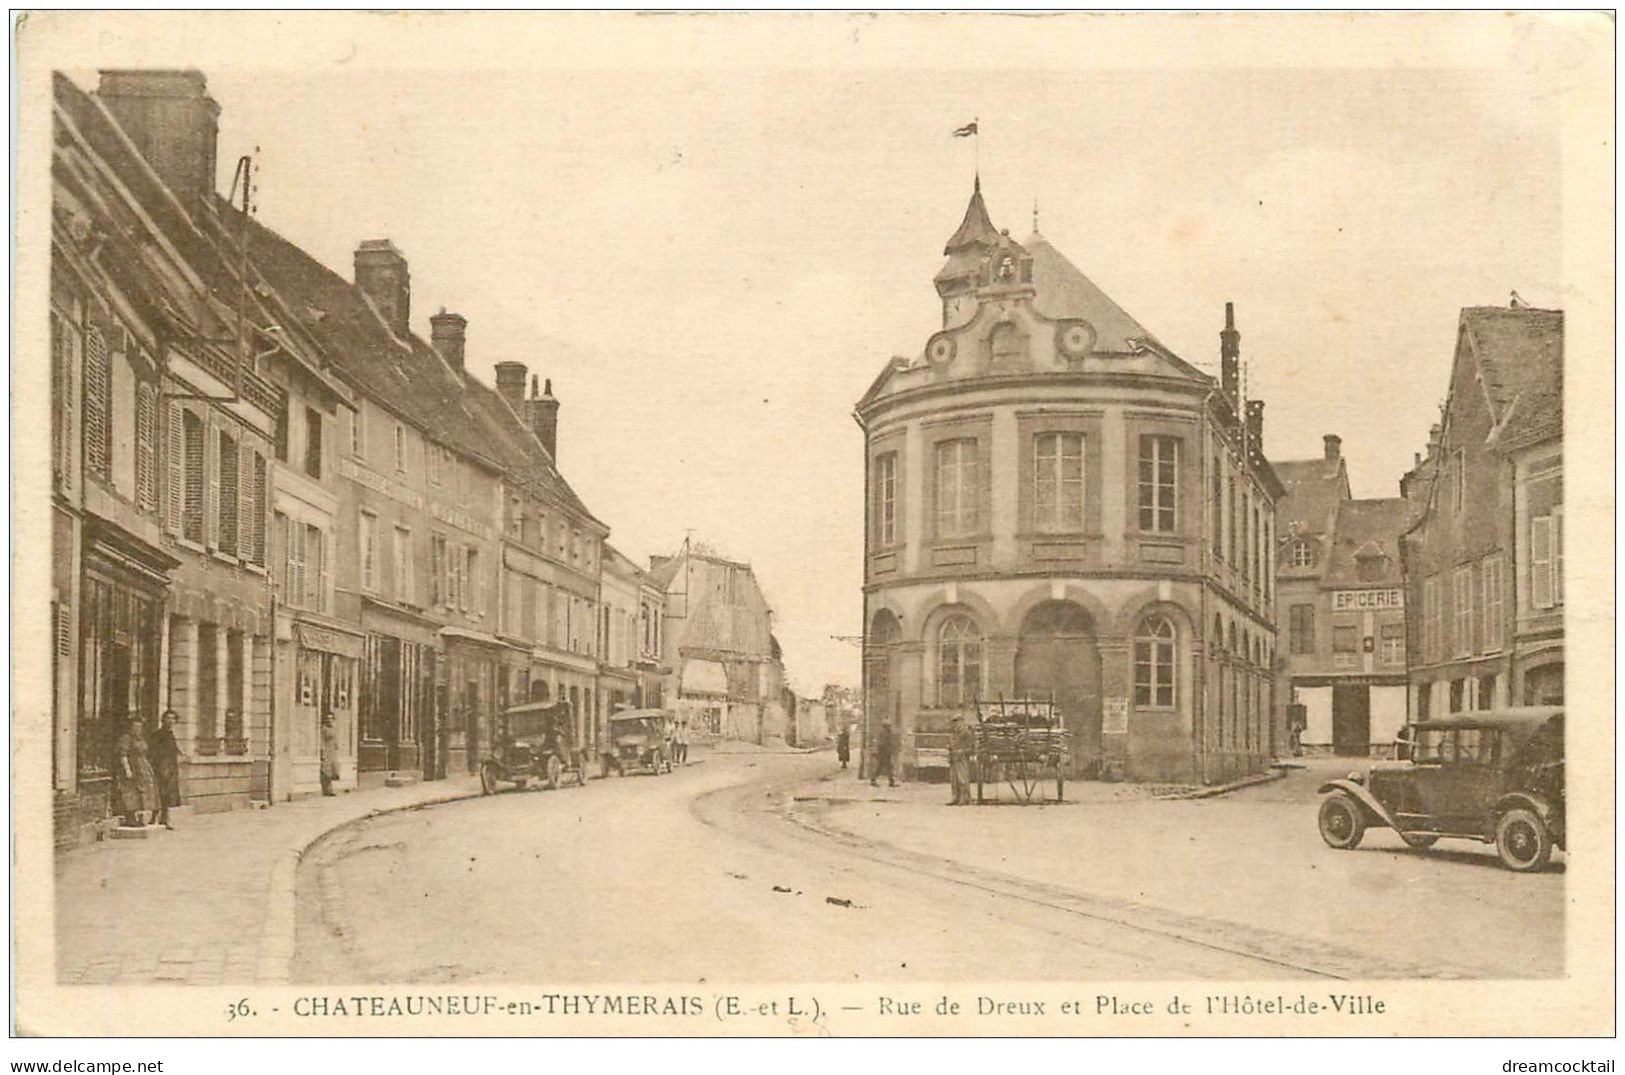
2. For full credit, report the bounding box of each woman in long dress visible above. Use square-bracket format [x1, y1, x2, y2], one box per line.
[113, 718, 159, 826]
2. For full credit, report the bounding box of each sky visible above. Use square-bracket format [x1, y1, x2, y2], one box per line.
[49, 13, 1581, 694]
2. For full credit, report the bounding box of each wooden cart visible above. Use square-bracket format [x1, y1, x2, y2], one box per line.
[971, 697, 1070, 804]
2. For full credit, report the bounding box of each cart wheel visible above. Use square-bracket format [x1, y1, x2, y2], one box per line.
[545, 754, 563, 790]
[479, 761, 499, 796]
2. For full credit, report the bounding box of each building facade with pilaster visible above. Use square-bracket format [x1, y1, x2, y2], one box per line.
[855, 180, 1283, 784]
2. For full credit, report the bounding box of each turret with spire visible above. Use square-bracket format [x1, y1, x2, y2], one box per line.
[934, 176, 1031, 328]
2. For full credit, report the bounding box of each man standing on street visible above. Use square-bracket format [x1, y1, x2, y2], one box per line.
[319, 711, 340, 796]
[948, 715, 975, 805]
[869, 720, 897, 788]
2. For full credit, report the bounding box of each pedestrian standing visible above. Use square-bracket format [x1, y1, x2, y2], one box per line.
[149, 710, 182, 829]
[869, 721, 897, 788]
[676, 718, 689, 765]
[948, 716, 975, 805]
[319, 711, 340, 797]
[113, 717, 159, 826]
[836, 725, 851, 769]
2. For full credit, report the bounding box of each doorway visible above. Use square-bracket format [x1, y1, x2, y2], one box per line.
[1013, 601, 1102, 774]
[1331, 685, 1371, 756]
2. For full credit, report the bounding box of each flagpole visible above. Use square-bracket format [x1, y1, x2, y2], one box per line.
[974, 115, 980, 176]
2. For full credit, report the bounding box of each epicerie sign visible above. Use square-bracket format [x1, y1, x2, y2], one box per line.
[1332, 589, 1404, 612]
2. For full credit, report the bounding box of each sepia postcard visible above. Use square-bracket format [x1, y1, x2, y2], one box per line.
[10, 9, 1615, 1043]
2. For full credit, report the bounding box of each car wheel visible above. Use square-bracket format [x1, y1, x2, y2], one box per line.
[1496, 808, 1553, 872]
[479, 761, 499, 796]
[1400, 832, 1439, 849]
[1318, 793, 1366, 850]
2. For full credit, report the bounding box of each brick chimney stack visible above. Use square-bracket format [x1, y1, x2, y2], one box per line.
[96, 69, 220, 208]
[1220, 301, 1240, 402]
[429, 309, 467, 370]
[354, 240, 411, 338]
[1323, 433, 1342, 462]
[529, 377, 560, 461]
[494, 361, 527, 410]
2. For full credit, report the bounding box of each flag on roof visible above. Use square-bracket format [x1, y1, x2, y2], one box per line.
[952, 121, 978, 137]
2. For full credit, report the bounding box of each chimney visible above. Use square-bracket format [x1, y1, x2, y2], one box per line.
[1220, 302, 1240, 401]
[429, 308, 467, 370]
[494, 361, 527, 410]
[1323, 433, 1342, 462]
[529, 377, 560, 460]
[354, 240, 411, 337]
[1426, 423, 1443, 458]
[96, 69, 220, 207]
[1245, 400, 1265, 456]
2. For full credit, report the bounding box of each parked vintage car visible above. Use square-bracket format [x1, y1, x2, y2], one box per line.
[479, 699, 588, 794]
[1317, 706, 1564, 872]
[602, 709, 673, 777]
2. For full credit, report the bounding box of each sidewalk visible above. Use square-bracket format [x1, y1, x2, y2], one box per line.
[54, 777, 482, 986]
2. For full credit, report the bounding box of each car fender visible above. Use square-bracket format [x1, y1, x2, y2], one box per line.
[1318, 779, 1399, 830]
[1493, 791, 1559, 828]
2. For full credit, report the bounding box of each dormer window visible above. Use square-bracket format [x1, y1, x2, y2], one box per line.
[1290, 538, 1316, 568]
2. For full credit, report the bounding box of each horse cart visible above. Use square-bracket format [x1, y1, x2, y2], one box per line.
[479, 699, 588, 794]
[971, 697, 1070, 804]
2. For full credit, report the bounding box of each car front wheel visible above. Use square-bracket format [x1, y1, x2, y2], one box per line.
[1318, 793, 1366, 850]
[1495, 808, 1553, 872]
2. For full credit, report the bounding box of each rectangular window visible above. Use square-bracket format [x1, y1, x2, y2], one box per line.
[1139, 435, 1178, 532]
[181, 411, 205, 543]
[307, 524, 327, 611]
[1380, 623, 1405, 665]
[874, 452, 898, 546]
[303, 406, 322, 479]
[1288, 604, 1315, 655]
[1033, 432, 1085, 532]
[1449, 678, 1466, 713]
[1531, 513, 1562, 609]
[430, 534, 447, 606]
[934, 438, 979, 537]
[427, 443, 442, 487]
[359, 510, 378, 593]
[395, 423, 406, 472]
[1453, 449, 1466, 512]
[1332, 625, 1359, 653]
[1481, 553, 1505, 652]
[1452, 564, 1474, 657]
[217, 430, 239, 557]
[394, 526, 413, 604]
[469, 548, 484, 614]
[1211, 468, 1223, 557]
[1477, 673, 1498, 711]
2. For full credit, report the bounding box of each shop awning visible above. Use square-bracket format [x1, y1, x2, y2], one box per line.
[680, 658, 729, 698]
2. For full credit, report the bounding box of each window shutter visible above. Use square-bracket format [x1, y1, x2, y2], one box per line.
[316, 528, 331, 613]
[52, 314, 74, 489]
[82, 326, 109, 476]
[1530, 516, 1552, 609]
[164, 401, 183, 533]
[204, 420, 220, 548]
[252, 453, 267, 565]
[134, 383, 157, 510]
[237, 438, 254, 561]
[281, 514, 293, 601]
[1553, 506, 1563, 606]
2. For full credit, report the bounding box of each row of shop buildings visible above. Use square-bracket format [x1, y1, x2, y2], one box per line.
[49, 69, 786, 847]
[1271, 300, 1563, 756]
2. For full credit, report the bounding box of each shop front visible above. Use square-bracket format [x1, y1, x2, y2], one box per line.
[275, 615, 364, 798]
[442, 628, 505, 777]
[358, 599, 440, 784]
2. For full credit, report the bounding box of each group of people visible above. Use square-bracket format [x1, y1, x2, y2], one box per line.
[668, 718, 690, 765]
[111, 710, 181, 829]
[834, 716, 979, 805]
[111, 708, 343, 827]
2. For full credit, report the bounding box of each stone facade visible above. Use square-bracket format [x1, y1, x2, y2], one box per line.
[856, 181, 1283, 785]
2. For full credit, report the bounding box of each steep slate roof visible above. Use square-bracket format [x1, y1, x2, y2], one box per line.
[1023, 232, 1156, 353]
[943, 178, 1000, 254]
[1323, 497, 1409, 587]
[1273, 457, 1347, 538]
[1460, 306, 1563, 450]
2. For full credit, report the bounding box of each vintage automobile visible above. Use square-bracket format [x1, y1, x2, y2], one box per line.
[1317, 706, 1564, 872]
[602, 709, 673, 777]
[479, 699, 588, 794]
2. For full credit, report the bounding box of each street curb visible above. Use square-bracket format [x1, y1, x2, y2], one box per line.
[254, 784, 484, 983]
[1158, 768, 1286, 800]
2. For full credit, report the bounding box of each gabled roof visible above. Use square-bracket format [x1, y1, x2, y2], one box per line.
[1323, 498, 1409, 587]
[1459, 305, 1563, 450]
[1023, 232, 1155, 353]
[1272, 457, 1348, 538]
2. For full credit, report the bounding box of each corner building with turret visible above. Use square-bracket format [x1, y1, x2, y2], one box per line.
[856, 181, 1283, 784]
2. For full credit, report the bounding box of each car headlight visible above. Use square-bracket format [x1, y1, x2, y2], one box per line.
[1348, 771, 1364, 784]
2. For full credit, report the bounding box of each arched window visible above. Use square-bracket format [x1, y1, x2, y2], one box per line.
[1133, 615, 1177, 708]
[868, 610, 902, 695]
[937, 614, 983, 708]
[1290, 538, 1316, 568]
